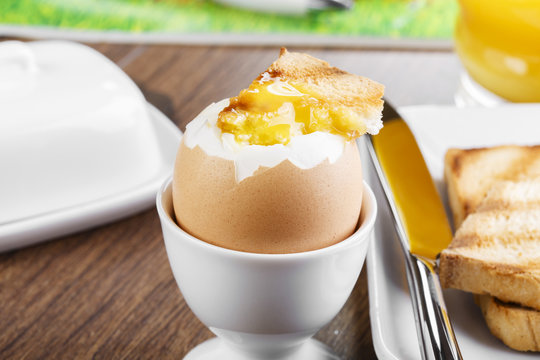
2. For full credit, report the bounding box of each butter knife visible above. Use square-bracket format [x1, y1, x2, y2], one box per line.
[365, 101, 463, 360]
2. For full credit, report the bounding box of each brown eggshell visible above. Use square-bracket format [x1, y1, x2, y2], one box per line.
[172, 140, 363, 254]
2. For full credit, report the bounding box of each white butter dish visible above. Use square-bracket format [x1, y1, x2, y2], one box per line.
[0, 41, 181, 252]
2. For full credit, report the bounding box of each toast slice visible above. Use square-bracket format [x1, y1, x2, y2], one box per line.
[475, 295, 540, 352]
[439, 205, 540, 310]
[440, 146, 540, 352]
[444, 145, 540, 228]
[266, 48, 385, 124]
[218, 48, 385, 146]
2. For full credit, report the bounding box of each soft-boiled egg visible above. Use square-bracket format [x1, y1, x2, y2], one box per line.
[172, 50, 383, 253]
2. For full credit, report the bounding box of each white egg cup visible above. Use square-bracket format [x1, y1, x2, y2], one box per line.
[156, 178, 377, 360]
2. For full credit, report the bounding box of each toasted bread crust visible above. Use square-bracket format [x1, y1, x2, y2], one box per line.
[475, 295, 540, 352]
[444, 149, 468, 229]
[265, 48, 384, 120]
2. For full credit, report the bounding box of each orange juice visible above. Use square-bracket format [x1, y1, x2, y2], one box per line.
[455, 0, 540, 102]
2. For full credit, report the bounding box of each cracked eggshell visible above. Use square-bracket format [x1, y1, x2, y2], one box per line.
[172, 139, 363, 254]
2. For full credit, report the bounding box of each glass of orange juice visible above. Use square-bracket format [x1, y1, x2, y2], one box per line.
[455, 0, 540, 103]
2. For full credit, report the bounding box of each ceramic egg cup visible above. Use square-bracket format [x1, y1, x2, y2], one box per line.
[156, 178, 377, 360]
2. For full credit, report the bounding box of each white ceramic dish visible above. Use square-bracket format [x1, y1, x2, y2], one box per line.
[363, 104, 540, 360]
[0, 40, 182, 252]
[0, 103, 181, 252]
[215, 0, 310, 14]
[158, 177, 376, 359]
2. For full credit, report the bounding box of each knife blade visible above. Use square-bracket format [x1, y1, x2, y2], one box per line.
[365, 101, 463, 360]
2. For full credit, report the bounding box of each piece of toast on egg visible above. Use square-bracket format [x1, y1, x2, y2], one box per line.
[265, 48, 385, 132]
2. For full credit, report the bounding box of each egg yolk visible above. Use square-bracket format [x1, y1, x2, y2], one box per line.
[217, 73, 367, 146]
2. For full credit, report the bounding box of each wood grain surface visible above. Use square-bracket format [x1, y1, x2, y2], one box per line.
[0, 40, 459, 359]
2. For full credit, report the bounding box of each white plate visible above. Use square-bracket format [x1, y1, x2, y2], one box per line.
[0, 104, 181, 252]
[363, 104, 540, 359]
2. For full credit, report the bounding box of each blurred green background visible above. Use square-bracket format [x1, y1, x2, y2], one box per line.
[0, 0, 457, 42]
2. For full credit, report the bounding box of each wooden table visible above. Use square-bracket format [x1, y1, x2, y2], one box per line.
[0, 41, 461, 359]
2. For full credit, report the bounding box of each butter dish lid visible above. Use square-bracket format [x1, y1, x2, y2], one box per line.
[0, 40, 181, 251]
